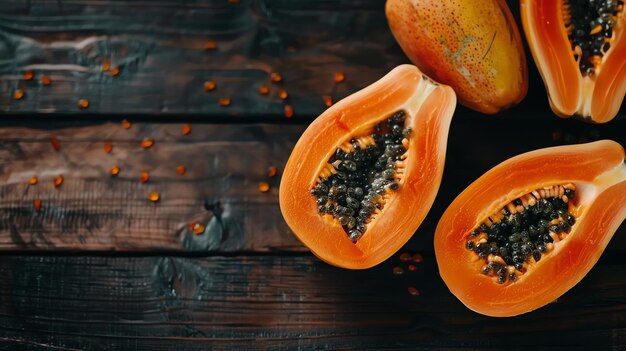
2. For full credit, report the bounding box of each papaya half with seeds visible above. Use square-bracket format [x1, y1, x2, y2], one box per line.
[521, 0, 626, 123]
[279, 65, 456, 269]
[435, 140, 626, 317]
[385, 0, 528, 114]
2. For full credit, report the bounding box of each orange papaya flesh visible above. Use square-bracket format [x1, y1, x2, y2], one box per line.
[521, 0, 626, 123]
[386, 0, 528, 114]
[435, 140, 626, 317]
[279, 65, 456, 269]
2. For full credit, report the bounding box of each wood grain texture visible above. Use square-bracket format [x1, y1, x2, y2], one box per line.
[0, 2, 624, 350]
[0, 121, 303, 252]
[0, 0, 407, 119]
[1, 0, 621, 120]
[0, 118, 624, 252]
[0, 254, 624, 350]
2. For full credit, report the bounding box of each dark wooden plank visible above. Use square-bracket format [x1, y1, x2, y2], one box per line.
[0, 121, 304, 252]
[1, 0, 622, 120]
[0, 117, 624, 252]
[0, 253, 624, 350]
[0, 0, 407, 120]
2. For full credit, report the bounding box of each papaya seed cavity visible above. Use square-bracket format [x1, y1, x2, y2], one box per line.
[310, 111, 410, 242]
[564, 0, 624, 76]
[466, 184, 577, 285]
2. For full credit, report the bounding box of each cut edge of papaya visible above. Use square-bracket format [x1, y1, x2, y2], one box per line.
[593, 22, 626, 122]
[521, 0, 581, 118]
[280, 64, 456, 269]
[435, 140, 626, 317]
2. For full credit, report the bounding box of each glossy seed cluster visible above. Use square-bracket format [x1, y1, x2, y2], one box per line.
[466, 184, 577, 284]
[566, 0, 623, 76]
[310, 111, 410, 242]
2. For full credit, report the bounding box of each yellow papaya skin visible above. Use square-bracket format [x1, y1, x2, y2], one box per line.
[386, 0, 528, 114]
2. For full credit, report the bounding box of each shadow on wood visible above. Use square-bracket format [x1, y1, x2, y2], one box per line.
[0, 253, 624, 350]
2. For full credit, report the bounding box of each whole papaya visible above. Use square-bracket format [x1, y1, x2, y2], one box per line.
[386, 0, 528, 114]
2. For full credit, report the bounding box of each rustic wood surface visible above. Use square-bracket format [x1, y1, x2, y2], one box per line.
[1, 0, 621, 120]
[0, 0, 407, 120]
[0, 121, 302, 252]
[0, 253, 624, 350]
[0, 0, 626, 350]
[0, 118, 623, 252]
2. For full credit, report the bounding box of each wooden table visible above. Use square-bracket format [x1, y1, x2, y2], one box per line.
[1, 1, 625, 349]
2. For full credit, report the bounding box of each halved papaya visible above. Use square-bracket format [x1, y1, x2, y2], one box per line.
[279, 65, 456, 269]
[521, 0, 626, 123]
[386, 0, 528, 114]
[435, 140, 626, 317]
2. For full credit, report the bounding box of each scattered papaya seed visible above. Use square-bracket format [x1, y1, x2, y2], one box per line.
[204, 40, 217, 50]
[176, 165, 186, 175]
[140, 138, 154, 149]
[181, 124, 191, 136]
[149, 191, 160, 202]
[407, 287, 420, 296]
[392, 266, 404, 275]
[104, 143, 113, 154]
[13, 89, 25, 100]
[203, 80, 217, 92]
[40, 75, 51, 86]
[190, 223, 205, 235]
[399, 252, 411, 262]
[53, 175, 64, 188]
[334, 71, 345, 83]
[51, 137, 61, 151]
[34, 199, 42, 212]
[78, 99, 90, 109]
[268, 166, 277, 178]
[109, 66, 120, 76]
[102, 61, 111, 72]
[121, 119, 132, 129]
[23, 71, 33, 81]
[270, 72, 282, 83]
[323, 95, 333, 107]
[412, 253, 423, 263]
[278, 88, 288, 100]
[284, 105, 294, 118]
[140, 170, 150, 183]
[258, 85, 270, 95]
[219, 97, 231, 107]
[258, 182, 270, 193]
[408, 264, 417, 272]
[28, 177, 38, 185]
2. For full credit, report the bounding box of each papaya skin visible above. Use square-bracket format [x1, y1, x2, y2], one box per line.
[435, 140, 626, 317]
[279, 65, 456, 269]
[386, 0, 528, 114]
[521, 0, 626, 123]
